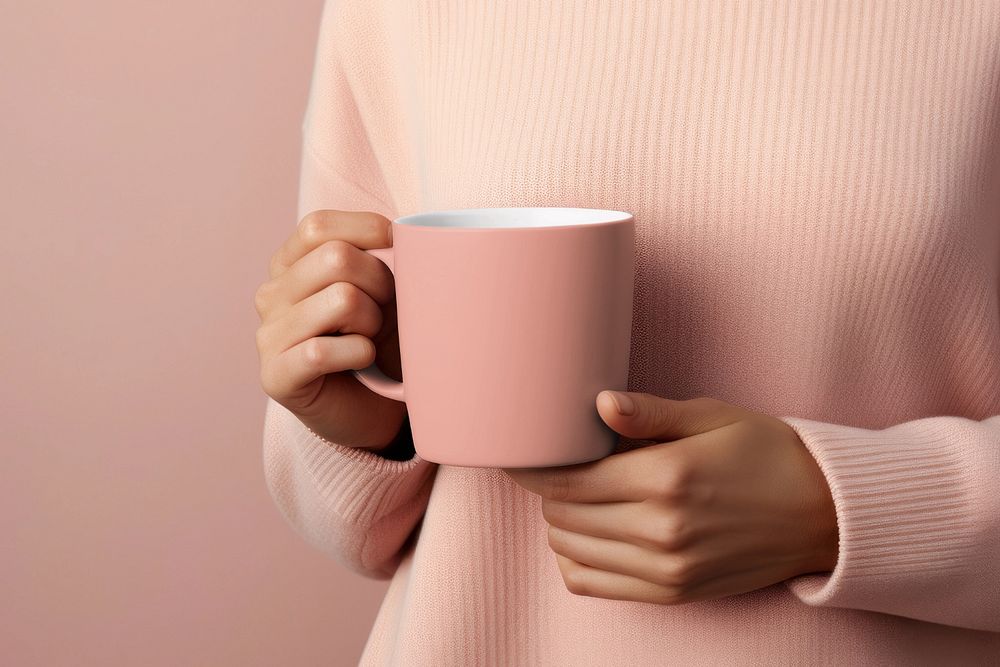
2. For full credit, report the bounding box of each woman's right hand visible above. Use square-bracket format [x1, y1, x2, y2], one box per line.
[254, 210, 406, 451]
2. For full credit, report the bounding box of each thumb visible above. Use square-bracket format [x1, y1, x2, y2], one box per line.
[596, 391, 741, 441]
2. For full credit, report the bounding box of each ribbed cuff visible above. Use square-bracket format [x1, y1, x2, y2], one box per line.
[777, 415, 977, 609]
[265, 398, 434, 528]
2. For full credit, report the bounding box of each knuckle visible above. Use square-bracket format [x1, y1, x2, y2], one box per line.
[652, 462, 692, 501]
[298, 212, 328, 244]
[546, 524, 562, 551]
[655, 554, 696, 588]
[320, 239, 352, 272]
[362, 212, 392, 245]
[673, 555, 697, 586]
[357, 336, 377, 367]
[653, 558, 678, 587]
[302, 338, 326, 369]
[649, 398, 670, 423]
[653, 462, 688, 501]
[561, 566, 589, 596]
[648, 400, 678, 433]
[540, 500, 564, 526]
[645, 513, 689, 551]
[380, 218, 393, 245]
[327, 281, 360, 313]
[253, 281, 273, 316]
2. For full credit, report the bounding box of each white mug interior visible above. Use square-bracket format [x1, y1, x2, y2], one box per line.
[394, 206, 632, 229]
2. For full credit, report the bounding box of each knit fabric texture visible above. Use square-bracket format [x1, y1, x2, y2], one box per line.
[263, 1, 1000, 664]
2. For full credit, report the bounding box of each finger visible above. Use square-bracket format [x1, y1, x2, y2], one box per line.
[554, 553, 681, 604]
[596, 391, 744, 442]
[504, 445, 653, 503]
[257, 281, 384, 354]
[541, 499, 695, 552]
[547, 525, 694, 587]
[270, 210, 393, 278]
[259, 239, 395, 320]
[554, 553, 761, 605]
[505, 441, 699, 503]
[261, 334, 376, 402]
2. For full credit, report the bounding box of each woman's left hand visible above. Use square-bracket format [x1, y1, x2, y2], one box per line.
[503, 391, 839, 605]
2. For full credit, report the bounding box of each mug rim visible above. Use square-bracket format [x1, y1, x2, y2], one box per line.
[393, 206, 633, 230]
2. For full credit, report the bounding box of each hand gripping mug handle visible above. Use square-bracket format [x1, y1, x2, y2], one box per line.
[350, 246, 405, 402]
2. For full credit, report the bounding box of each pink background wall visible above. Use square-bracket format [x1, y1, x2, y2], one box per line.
[1, 2, 385, 664]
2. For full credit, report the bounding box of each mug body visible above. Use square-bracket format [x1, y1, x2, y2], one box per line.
[393, 207, 634, 468]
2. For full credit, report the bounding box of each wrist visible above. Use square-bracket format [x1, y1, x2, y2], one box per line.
[799, 483, 839, 574]
[807, 515, 839, 573]
[789, 427, 840, 574]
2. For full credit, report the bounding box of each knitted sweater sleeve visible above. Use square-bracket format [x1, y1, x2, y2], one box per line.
[263, 399, 436, 580]
[777, 413, 1000, 632]
[261, 0, 437, 581]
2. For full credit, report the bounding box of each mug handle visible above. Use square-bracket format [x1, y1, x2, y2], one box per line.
[350, 246, 405, 402]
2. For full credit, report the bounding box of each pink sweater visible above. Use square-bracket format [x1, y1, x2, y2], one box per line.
[263, 1, 1000, 664]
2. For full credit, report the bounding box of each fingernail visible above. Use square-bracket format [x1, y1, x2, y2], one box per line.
[607, 391, 635, 416]
[387, 222, 394, 245]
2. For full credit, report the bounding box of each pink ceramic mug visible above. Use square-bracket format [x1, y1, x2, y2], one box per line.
[352, 207, 634, 468]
